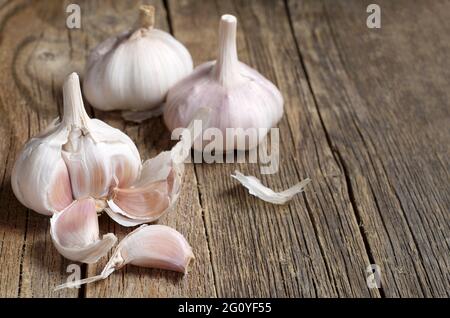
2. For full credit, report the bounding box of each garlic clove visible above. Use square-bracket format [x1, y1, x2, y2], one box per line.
[11, 127, 73, 215]
[83, 5, 193, 115]
[54, 224, 193, 290]
[47, 160, 74, 212]
[61, 73, 141, 199]
[115, 224, 194, 272]
[231, 170, 311, 205]
[50, 197, 117, 263]
[164, 14, 284, 151]
[62, 134, 110, 199]
[106, 108, 210, 227]
[106, 152, 174, 226]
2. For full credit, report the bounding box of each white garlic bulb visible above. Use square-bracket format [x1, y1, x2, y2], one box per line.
[83, 5, 193, 120]
[11, 73, 141, 216]
[12, 72, 207, 264]
[164, 14, 284, 151]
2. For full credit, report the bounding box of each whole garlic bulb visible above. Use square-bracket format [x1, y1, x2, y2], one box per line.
[164, 14, 284, 151]
[83, 5, 193, 118]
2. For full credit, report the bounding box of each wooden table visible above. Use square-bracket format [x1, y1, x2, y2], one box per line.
[0, 0, 448, 298]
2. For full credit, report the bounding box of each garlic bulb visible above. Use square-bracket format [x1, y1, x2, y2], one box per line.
[12, 72, 207, 264]
[83, 5, 193, 120]
[12, 72, 141, 216]
[55, 224, 194, 290]
[164, 14, 284, 151]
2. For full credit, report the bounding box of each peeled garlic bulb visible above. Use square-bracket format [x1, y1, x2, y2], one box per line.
[164, 14, 284, 151]
[55, 224, 194, 290]
[83, 5, 193, 119]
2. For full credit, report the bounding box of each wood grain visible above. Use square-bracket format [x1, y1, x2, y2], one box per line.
[168, 0, 378, 297]
[287, 0, 450, 297]
[0, 0, 448, 297]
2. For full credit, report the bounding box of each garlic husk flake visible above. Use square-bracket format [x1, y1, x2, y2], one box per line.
[231, 170, 311, 204]
[54, 224, 194, 290]
[83, 5, 193, 116]
[164, 14, 284, 151]
[50, 198, 117, 263]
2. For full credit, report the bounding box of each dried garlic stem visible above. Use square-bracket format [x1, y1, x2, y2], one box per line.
[213, 14, 240, 86]
[62, 73, 90, 128]
[139, 5, 155, 29]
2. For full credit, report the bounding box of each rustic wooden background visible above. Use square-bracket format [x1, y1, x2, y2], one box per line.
[0, 0, 448, 298]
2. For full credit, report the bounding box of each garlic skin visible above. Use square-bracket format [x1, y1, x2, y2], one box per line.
[231, 170, 311, 205]
[55, 224, 194, 290]
[83, 5, 193, 117]
[164, 14, 284, 151]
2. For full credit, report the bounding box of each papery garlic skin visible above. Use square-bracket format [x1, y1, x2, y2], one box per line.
[164, 14, 283, 151]
[83, 5, 193, 115]
[231, 170, 311, 205]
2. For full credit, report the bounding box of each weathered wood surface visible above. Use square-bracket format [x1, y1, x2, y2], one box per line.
[0, 0, 448, 297]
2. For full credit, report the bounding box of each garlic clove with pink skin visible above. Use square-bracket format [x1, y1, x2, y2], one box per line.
[105, 108, 211, 227]
[50, 198, 117, 264]
[54, 224, 194, 290]
[164, 14, 284, 151]
[83, 5, 193, 121]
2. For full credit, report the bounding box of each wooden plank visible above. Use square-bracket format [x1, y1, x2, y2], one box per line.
[82, 0, 216, 297]
[287, 0, 450, 297]
[168, 0, 379, 297]
[0, 0, 215, 297]
[0, 0, 78, 297]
